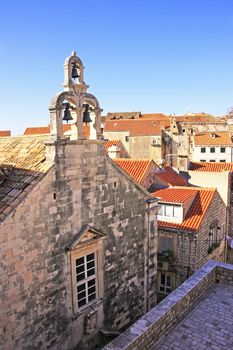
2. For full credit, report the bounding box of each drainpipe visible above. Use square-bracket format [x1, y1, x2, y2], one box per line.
[145, 198, 158, 312]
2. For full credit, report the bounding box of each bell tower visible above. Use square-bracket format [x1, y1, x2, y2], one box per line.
[48, 51, 103, 141]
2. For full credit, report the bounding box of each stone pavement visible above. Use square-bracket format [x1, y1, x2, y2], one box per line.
[151, 283, 233, 350]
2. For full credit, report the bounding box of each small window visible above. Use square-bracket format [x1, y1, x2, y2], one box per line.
[159, 273, 172, 294]
[210, 147, 215, 153]
[209, 160, 216, 162]
[200, 159, 206, 162]
[220, 147, 226, 153]
[201, 147, 206, 153]
[125, 136, 129, 142]
[220, 160, 226, 162]
[159, 236, 174, 251]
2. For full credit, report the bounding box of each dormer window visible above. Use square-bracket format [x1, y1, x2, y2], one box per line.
[158, 204, 181, 219]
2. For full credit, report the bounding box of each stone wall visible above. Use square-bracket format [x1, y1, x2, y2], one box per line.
[103, 260, 232, 350]
[0, 139, 157, 350]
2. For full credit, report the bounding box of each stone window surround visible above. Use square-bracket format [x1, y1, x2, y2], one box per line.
[70, 239, 104, 315]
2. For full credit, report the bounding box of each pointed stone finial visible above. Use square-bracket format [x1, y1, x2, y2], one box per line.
[71, 50, 76, 56]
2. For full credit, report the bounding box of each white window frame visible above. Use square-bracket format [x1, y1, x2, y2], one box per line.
[159, 273, 172, 294]
[76, 252, 97, 309]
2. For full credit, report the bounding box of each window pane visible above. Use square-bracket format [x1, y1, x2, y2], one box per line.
[166, 275, 171, 286]
[87, 260, 95, 269]
[76, 257, 84, 266]
[87, 253, 95, 262]
[87, 267, 95, 277]
[161, 274, 165, 285]
[88, 286, 96, 296]
[88, 279, 95, 287]
[159, 237, 173, 251]
[78, 299, 86, 308]
[77, 284, 86, 293]
[210, 147, 215, 153]
[160, 286, 165, 292]
[78, 290, 86, 300]
[173, 206, 180, 218]
[165, 206, 173, 217]
[76, 264, 85, 274]
[88, 293, 96, 302]
[221, 147, 226, 153]
[201, 147, 206, 153]
[77, 272, 85, 282]
[158, 205, 163, 215]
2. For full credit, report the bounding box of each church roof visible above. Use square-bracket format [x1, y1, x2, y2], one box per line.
[0, 135, 51, 222]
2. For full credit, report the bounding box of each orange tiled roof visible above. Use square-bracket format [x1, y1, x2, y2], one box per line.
[152, 187, 216, 231]
[193, 132, 233, 146]
[189, 162, 233, 172]
[105, 140, 122, 149]
[114, 158, 151, 183]
[24, 124, 90, 138]
[0, 135, 52, 222]
[104, 119, 166, 136]
[155, 166, 188, 186]
[174, 114, 221, 123]
[0, 130, 11, 137]
[140, 113, 169, 121]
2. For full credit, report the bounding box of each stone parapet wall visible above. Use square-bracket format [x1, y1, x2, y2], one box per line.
[103, 260, 232, 350]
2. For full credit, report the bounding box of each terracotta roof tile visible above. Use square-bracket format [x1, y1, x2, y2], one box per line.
[174, 114, 221, 123]
[155, 166, 188, 186]
[113, 158, 151, 183]
[189, 162, 233, 172]
[24, 124, 90, 138]
[152, 187, 216, 231]
[0, 130, 11, 137]
[104, 119, 167, 136]
[194, 132, 233, 146]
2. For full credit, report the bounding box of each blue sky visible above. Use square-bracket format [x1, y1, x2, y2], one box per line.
[1, 0, 233, 135]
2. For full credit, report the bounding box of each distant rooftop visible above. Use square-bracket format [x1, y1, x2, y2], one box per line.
[193, 131, 233, 146]
[189, 161, 233, 172]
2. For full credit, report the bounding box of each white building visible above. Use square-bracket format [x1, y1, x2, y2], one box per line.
[192, 131, 233, 162]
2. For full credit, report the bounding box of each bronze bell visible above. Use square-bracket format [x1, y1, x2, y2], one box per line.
[63, 103, 73, 123]
[83, 104, 92, 124]
[71, 62, 79, 79]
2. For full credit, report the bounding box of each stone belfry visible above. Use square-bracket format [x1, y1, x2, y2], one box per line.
[49, 51, 102, 141]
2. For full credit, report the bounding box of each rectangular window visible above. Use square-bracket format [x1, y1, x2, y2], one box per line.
[220, 147, 226, 153]
[200, 159, 206, 162]
[201, 147, 206, 153]
[209, 160, 216, 162]
[159, 273, 172, 294]
[125, 136, 129, 142]
[76, 252, 97, 308]
[164, 205, 173, 217]
[220, 160, 226, 162]
[158, 205, 164, 215]
[173, 206, 180, 218]
[159, 236, 174, 252]
[210, 147, 215, 153]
